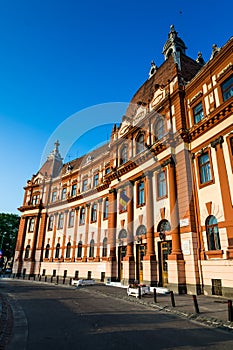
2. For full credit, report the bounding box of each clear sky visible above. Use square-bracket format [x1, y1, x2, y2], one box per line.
[0, 0, 232, 214]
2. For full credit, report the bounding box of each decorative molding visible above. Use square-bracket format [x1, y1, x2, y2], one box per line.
[211, 136, 224, 149]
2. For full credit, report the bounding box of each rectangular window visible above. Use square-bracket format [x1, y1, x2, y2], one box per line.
[82, 179, 88, 192]
[61, 187, 67, 200]
[80, 207, 85, 225]
[103, 198, 109, 219]
[93, 174, 99, 187]
[91, 204, 97, 222]
[199, 152, 212, 184]
[157, 171, 167, 198]
[58, 213, 64, 229]
[221, 75, 233, 101]
[68, 210, 75, 227]
[193, 102, 204, 124]
[48, 216, 54, 231]
[71, 184, 77, 197]
[105, 167, 110, 174]
[32, 194, 40, 205]
[51, 191, 57, 203]
[28, 218, 35, 232]
[137, 182, 145, 206]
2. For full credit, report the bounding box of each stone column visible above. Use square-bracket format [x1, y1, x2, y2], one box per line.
[106, 188, 117, 281]
[144, 171, 157, 286]
[163, 157, 186, 294]
[211, 137, 233, 257]
[95, 199, 103, 261]
[83, 204, 90, 262]
[72, 207, 79, 261]
[14, 216, 28, 275]
[61, 210, 68, 261]
[122, 181, 135, 284]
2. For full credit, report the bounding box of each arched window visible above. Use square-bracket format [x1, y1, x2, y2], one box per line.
[206, 215, 221, 250]
[48, 215, 54, 231]
[66, 242, 71, 258]
[118, 229, 127, 239]
[102, 237, 108, 257]
[157, 219, 171, 233]
[136, 225, 147, 236]
[45, 244, 50, 259]
[77, 241, 82, 258]
[55, 243, 60, 259]
[25, 245, 30, 259]
[120, 145, 128, 165]
[89, 239, 95, 258]
[154, 117, 165, 140]
[136, 133, 145, 154]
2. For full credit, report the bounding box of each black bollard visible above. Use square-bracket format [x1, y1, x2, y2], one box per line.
[45, 275, 47, 282]
[63, 277, 66, 284]
[228, 300, 233, 322]
[192, 295, 200, 314]
[69, 277, 72, 285]
[154, 288, 157, 303]
[170, 291, 175, 307]
[138, 286, 142, 299]
[56, 276, 59, 284]
[51, 276, 53, 283]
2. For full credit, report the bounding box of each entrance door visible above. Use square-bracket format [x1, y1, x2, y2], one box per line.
[159, 240, 172, 287]
[136, 244, 146, 283]
[118, 246, 126, 281]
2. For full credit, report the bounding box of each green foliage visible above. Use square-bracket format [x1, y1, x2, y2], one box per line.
[0, 213, 20, 267]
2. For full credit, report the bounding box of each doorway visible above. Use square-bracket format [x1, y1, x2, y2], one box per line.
[136, 244, 146, 283]
[118, 245, 126, 281]
[158, 240, 172, 287]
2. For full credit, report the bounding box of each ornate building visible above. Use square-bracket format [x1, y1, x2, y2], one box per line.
[14, 26, 233, 296]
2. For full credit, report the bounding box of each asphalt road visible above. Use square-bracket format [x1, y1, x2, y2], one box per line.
[2, 280, 233, 350]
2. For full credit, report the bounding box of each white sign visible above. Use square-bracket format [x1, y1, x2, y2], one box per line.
[182, 240, 191, 255]
[180, 218, 189, 227]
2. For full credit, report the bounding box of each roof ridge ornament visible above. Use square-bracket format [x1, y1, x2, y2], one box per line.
[162, 24, 187, 65]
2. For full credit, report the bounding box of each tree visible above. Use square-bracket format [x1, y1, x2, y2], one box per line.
[0, 213, 20, 269]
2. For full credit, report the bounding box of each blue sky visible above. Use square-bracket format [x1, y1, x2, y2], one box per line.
[0, 0, 232, 214]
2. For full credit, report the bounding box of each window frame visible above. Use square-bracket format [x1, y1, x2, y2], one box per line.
[57, 213, 64, 229]
[48, 215, 54, 231]
[119, 189, 127, 213]
[154, 117, 165, 141]
[93, 173, 99, 187]
[25, 245, 30, 259]
[103, 198, 109, 219]
[137, 181, 145, 207]
[28, 218, 35, 232]
[51, 190, 57, 203]
[89, 239, 95, 258]
[91, 203, 97, 222]
[120, 145, 128, 165]
[221, 75, 233, 102]
[71, 184, 77, 197]
[61, 187, 67, 200]
[197, 150, 214, 188]
[157, 170, 167, 199]
[45, 244, 50, 259]
[68, 210, 75, 227]
[102, 237, 108, 257]
[205, 215, 221, 251]
[136, 133, 145, 154]
[55, 243, 60, 259]
[66, 242, 71, 259]
[77, 241, 82, 258]
[193, 101, 204, 124]
[82, 179, 88, 192]
[79, 207, 85, 225]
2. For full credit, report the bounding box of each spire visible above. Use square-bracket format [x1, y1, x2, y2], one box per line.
[47, 140, 62, 161]
[162, 25, 187, 64]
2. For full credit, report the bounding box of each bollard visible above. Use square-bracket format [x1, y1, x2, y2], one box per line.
[39, 275, 41, 281]
[192, 295, 200, 314]
[28, 274, 30, 280]
[154, 288, 157, 303]
[63, 277, 66, 284]
[51, 276, 53, 283]
[170, 291, 175, 307]
[69, 277, 72, 285]
[138, 286, 142, 299]
[228, 300, 233, 322]
[33, 274, 36, 281]
[45, 275, 47, 282]
[56, 276, 59, 284]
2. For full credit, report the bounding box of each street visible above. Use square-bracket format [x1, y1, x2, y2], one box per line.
[2, 280, 233, 350]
